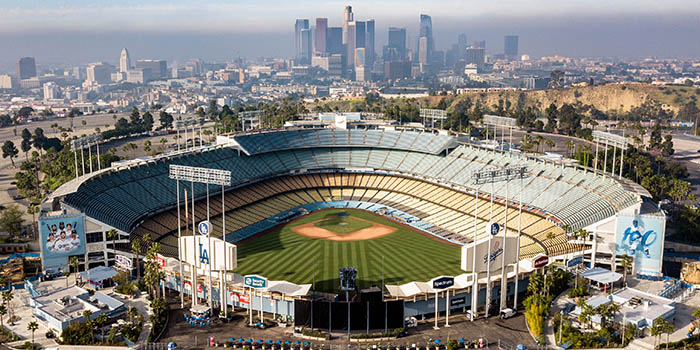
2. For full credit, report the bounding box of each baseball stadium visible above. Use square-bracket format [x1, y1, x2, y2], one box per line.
[41, 123, 657, 327]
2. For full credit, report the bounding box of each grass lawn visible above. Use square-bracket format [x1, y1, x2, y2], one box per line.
[313, 213, 373, 234]
[233, 209, 463, 293]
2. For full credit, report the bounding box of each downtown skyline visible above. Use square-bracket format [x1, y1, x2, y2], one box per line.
[1, 1, 700, 73]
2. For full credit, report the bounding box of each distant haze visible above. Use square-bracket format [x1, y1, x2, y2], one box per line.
[1, 0, 699, 72]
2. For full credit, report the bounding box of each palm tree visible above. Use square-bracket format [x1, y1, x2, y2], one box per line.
[127, 306, 138, 323]
[107, 229, 118, 264]
[651, 318, 664, 349]
[83, 310, 95, 343]
[662, 318, 674, 350]
[70, 256, 80, 285]
[620, 255, 632, 287]
[27, 320, 38, 344]
[2, 291, 13, 324]
[95, 313, 108, 342]
[0, 305, 6, 328]
[131, 237, 143, 281]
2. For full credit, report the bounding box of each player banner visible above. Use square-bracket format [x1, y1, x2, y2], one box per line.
[39, 214, 86, 258]
[616, 214, 666, 276]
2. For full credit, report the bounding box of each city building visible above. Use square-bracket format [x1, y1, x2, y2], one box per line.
[43, 82, 58, 100]
[30, 285, 125, 332]
[294, 19, 310, 63]
[342, 5, 354, 47]
[466, 47, 486, 71]
[0, 74, 14, 89]
[472, 40, 486, 49]
[504, 35, 519, 60]
[119, 48, 131, 73]
[86, 62, 113, 84]
[385, 27, 407, 61]
[326, 27, 343, 54]
[418, 14, 434, 66]
[127, 68, 152, 84]
[366, 19, 375, 67]
[17, 57, 37, 80]
[384, 60, 411, 80]
[135, 59, 167, 80]
[315, 18, 327, 53]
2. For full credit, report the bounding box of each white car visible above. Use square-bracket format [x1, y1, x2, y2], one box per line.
[500, 308, 516, 319]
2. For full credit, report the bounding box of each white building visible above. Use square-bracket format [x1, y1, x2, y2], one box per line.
[30, 285, 125, 332]
[0, 74, 14, 89]
[43, 82, 59, 100]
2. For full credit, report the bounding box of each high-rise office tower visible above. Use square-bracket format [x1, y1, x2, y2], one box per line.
[295, 19, 310, 62]
[342, 6, 354, 45]
[120, 48, 131, 73]
[365, 19, 375, 67]
[386, 27, 407, 60]
[504, 35, 519, 59]
[326, 27, 343, 54]
[457, 34, 468, 58]
[355, 21, 366, 49]
[466, 47, 486, 71]
[17, 57, 37, 80]
[315, 18, 328, 53]
[472, 40, 486, 49]
[346, 22, 356, 67]
[418, 14, 434, 66]
[300, 29, 312, 63]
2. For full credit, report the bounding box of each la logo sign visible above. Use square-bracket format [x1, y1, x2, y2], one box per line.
[199, 243, 210, 265]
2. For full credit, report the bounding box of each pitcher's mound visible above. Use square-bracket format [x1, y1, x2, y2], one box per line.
[291, 216, 397, 241]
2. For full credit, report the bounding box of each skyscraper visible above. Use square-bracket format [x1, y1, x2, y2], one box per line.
[466, 47, 486, 71]
[135, 59, 167, 79]
[365, 19, 375, 67]
[326, 27, 343, 54]
[418, 14, 434, 66]
[86, 62, 113, 84]
[17, 57, 37, 80]
[472, 40, 486, 49]
[504, 35, 519, 59]
[355, 21, 366, 50]
[315, 18, 328, 53]
[386, 27, 406, 60]
[300, 29, 312, 63]
[295, 19, 310, 62]
[342, 6, 353, 45]
[120, 48, 131, 73]
[346, 22, 356, 68]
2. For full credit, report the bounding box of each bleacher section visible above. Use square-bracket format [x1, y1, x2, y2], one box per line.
[233, 129, 456, 155]
[62, 129, 639, 260]
[133, 173, 577, 261]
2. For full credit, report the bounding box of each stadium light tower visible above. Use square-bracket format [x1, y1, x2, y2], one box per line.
[471, 165, 528, 319]
[240, 110, 264, 132]
[169, 164, 232, 316]
[70, 134, 103, 179]
[482, 115, 517, 152]
[592, 129, 627, 179]
[419, 109, 447, 129]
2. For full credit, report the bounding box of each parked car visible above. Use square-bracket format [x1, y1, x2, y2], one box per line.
[500, 308, 516, 319]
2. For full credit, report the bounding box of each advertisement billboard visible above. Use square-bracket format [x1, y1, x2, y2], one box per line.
[39, 214, 86, 259]
[461, 235, 518, 273]
[179, 235, 237, 271]
[616, 214, 666, 276]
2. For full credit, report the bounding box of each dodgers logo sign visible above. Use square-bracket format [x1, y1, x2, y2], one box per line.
[198, 221, 211, 236]
[483, 239, 503, 266]
[490, 223, 500, 236]
[198, 243, 209, 265]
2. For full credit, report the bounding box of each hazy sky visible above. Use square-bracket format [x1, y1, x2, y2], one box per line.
[1, 0, 700, 72]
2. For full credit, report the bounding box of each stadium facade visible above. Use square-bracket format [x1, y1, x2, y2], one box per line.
[39, 124, 664, 322]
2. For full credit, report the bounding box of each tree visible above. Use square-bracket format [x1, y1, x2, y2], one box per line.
[127, 306, 138, 323]
[1, 140, 18, 167]
[70, 256, 80, 285]
[661, 135, 674, 157]
[661, 318, 674, 350]
[620, 255, 632, 287]
[95, 313, 108, 342]
[651, 317, 664, 349]
[142, 111, 154, 131]
[0, 305, 6, 328]
[20, 138, 31, 162]
[129, 107, 142, 127]
[83, 309, 95, 344]
[27, 320, 38, 344]
[648, 123, 663, 151]
[0, 205, 24, 237]
[544, 103, 558, 132]
[158, 111, 174, 129]
[108, 229, 118, 263]
[131, 237, 143, 280]
[2, 291, 14, 325]
[558, 104, 582, 136]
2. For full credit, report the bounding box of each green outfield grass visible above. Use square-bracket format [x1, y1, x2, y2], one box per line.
[233, 209, 463, 293]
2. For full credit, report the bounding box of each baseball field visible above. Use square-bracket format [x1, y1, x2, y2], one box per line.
[233, 208, 463, 293]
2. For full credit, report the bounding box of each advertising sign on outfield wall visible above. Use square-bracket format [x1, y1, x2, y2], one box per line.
[460, 235, 518, 273]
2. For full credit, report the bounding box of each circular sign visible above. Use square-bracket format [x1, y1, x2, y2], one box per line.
[490, 223, 500, 236]
[198, 221, 211, 236]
